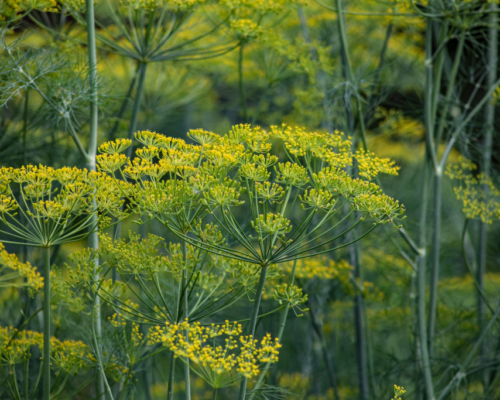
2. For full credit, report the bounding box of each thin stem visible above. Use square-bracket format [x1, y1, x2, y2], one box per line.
[250, 83, 270, 126]
[436, 305, 500, 400]
[238, 42, 247, 122]
[417, 159, 435, 400]
[237, 265, 268, 400]
[435, 33, 465, 146]
[479, 2, 497, 388]
[212, 387, 217, 400]
[43, 247, 51, 400]
[108, 63, 140, 140]
[308, 297, 339, 400]
[249, 259, 299, 400]
[298, 5, 333, 132]
[126, 61, 148, 158]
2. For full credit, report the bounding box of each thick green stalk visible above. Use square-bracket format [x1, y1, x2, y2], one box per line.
[424, 19, 438, 170]
[479, 3, 497, 389]
[212, 388, 217, 400]
[182, 241, 191, 400]
[351, 237, 369, 400]
[238, 43, 248, 122]
[86, 0, 104, 397]
[427, 21, 449, 359]
[335, 0, 353, 80]
[417, 160, 435, 400]
[427, 169, 442, 358]
[237, 265, 269, 400]
[126, 61, 148, 158]
[166, 351, 176, 400]
[435, 33, 465, 146]
[43, 247, 50, 400]
[249, 260, 298, 399]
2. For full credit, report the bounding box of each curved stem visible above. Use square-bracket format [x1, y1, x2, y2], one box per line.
[237, 265, 268, 400]
[238, 42, 247, 122]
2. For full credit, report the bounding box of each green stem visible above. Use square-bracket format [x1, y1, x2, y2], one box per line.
[430, 22, 447, 136]
[308, 297, 339, 400]
[479, 3, 497, 389]
[426, 25, 448, 355]
[417, 160, 435, 400]
[108, 63, 140, 141]
[435, 33, 465, 146]
[436, 305, 500, 400]
[86, 0, 104, 396]
[126, 61, 148, 158]
[237, 265, 269, 400]
[238, 42, 247, 122]
[249, 260, 299, 400]
[43, 247, 51, 400]
[250, 83, 270, 126]
[182, 240, 191, 400]
[424, 19, 438, 171]
[297, 5, 333, 132]
[212, 387, 217, 400]
[166, 351, 176, 400]
[427, 169, 442, 358]
[351, 232, 369, 400]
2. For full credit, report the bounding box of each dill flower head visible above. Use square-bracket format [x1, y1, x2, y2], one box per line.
[0, 326, 94, 375]
[0, 166, 128, 247]
[96, 122, 404, 265]
[149, 320, 281, 388]
[392, 385, 406, 400]
[446, 156, 500, 224]
[0, 243, 43, 295]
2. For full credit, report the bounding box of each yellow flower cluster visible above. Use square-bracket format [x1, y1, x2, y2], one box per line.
[221, 0, 307, 14]
[1, 0, 57, 21]
[0, 165, 128, 246]
[282, 256, 353, 281]
[117, 0, 203, 12]
[355, 150, 399, 179]
[272, 283, 308, 315]
[229, 19, 263, 40]
[0, 243, 43, 295]
[50, 268, 86, 314]
[0, 326, 94, 375]
[391, 385, 406, 400]
[446, 157, 500, 223]
[149, 320, 281, 388]
[95, 123, 404, 260]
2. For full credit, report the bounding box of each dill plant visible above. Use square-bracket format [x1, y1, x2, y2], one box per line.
[92, 123, 404, 398]
[0, 165, 126, 399]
